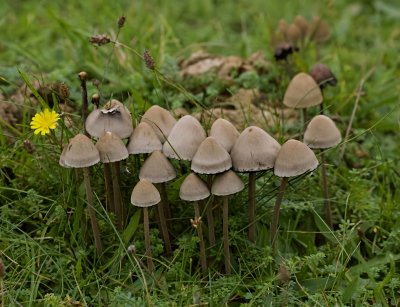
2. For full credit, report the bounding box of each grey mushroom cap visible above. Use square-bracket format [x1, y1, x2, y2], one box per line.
[274, 139, 318, 177]
[163, 115, 206, 161]
[127, 122, 162, 154]
[141, 105, 177, 143]
[179, 173, 210, 202]
[60, 134, 100, 168]
[191, 137, 232, 174]
[231, 126, 281, 172]
[209, 118, 240, 153]
[211, 170, 244, 196]
[283, 72, 323, 108]
[139, 151, 176, 183]
[131, 179, 161, 207]
[304, 115, 342, 149]
[96, 131, 129, 163]
[85, 99, 133, 139]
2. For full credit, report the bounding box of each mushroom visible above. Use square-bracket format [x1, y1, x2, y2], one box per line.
[179, 173, 210, 274]
[59, 134, 102, 253]
[286, 23, 301, 46]
[304, 115, 341, 228]
[211, 170, 244, 275]
[293, 15, 308, 42]
[309, 63, 337, 90]
[131, 179, 161, 272]
[141, 105, 177, 143]
[127, 122, 162, 155]
[230, 126, 281, 242]
[209, 118, 240, 153]
[271, 139, 318, 245]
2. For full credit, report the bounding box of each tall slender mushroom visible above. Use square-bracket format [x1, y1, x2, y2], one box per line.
[230, 126, 281, 242]
[271, 139, 318, 245]
[211, 170, 244, 275]
[131, 179, 161, 272]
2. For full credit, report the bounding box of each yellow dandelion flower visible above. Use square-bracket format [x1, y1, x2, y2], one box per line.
[30, 108, 60, 135]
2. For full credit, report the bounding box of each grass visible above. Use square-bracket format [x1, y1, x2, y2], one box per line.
[1, 0, 400, 306]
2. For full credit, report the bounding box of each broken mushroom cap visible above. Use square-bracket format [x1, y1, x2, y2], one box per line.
[95, 131, 129, 163]
[209, 118, 240, 152]
[139, 150, 176, 183]
[231, 126, 281, 172]
[179, 172, 210, 202]
[141, 105, 177, 143]
[127, 122, 162, 154]
[274, 139, 318, 177]
[191, 137, 232, 174]
[211, 170, 244, 196]
[131, 179, 161, 207]
[85, 99, 133, 139]
[283, 72, 323, 109]
[309, 63, 337, 88]
[162, 115, 206, 161]
[304, 115, 342, 149]
[60, 134, 100, 168]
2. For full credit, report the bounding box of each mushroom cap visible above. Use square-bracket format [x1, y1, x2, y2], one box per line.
[231, 126, 281, 172]
[309, 63, 337, 87]
[304, 115, 342, 149]
[127, 122, 162, 154]
[286, 23, 301, 44]
[211, 170, 244, 196]
[191, 137, 232, 174]
[85, 99, 133, 138]
[59, 145, 69, 168]
[163, 115, 206, 161]
[274, 139, 318, 177]
[131, 179, 160, 207]
[209, 118, 240, 152]
[96, 131, 129, 163]
[283, 72, 323, 109]
[60, 134, 100, 168]
[139, 151, 176, 183]
[141, 105, 177, 143]
[308, 16, 330, 43]
[179, 173, 210, 202]
[293, 15, 308, 37]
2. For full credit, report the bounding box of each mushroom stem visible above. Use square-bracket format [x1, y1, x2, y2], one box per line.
[222, 196, 231, 275]
[143, 207, 154, 272]
[194, 201, 207, 275]
[248, 172, 256, 242]
[320, 151, 333, 228]
[103, 163, 115, 213]
[156, 184, 172, 255]
[83, 167, 103, 254]
[79, 72, 89, 137]
[111, 162, 124, 230]
[206, 176, 216, 247]
[158, 182, 171, 222]
[302, 108, 308, 136]
[271, 177, 289, 245]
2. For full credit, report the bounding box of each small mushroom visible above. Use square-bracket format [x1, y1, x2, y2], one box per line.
[209, 118, 240, 153]
[127, 122, 162, 155]
[141, 105, 177, 143]
[309, 63, 337, 90]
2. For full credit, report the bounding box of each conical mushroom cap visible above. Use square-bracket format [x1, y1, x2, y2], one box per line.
[86, 99, 133, 138]
[231, 126, 281, 172]
[96, 131, 128, 163]
[139, 151, 176, 183]
[127, 122, 162, 154]
[308, 16, 330, 43]
[211, 170, 244, 196]
[274, 139, 318, 177]
[60, 134, 100, 168]
[59, 145, 69, 168]
[131, 179, 160, 207]
[179, 173, 210, 201]
[286, 23, 301, 44]
[283, 72, 323, 108]
[141, 105, 177, 143]
[191, 137, 232, 174]
[304, 115, 341, 149]
[209, 118, 240, 152]
[293, 15, 308, 38]
[163, 115, 206, 161]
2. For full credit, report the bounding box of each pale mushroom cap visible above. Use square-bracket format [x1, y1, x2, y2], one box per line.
[304, 115, 342, 149]
[211, 170, 244, 196]
[59, 145, 69, 168]
[141, 105, 177, 143]
[131, 179, 160, 207]
[86, 100, 133, 138]
[231, 126, 281, 172]
[191, 137, 232, 174]
[61, 134, 100, 168]
[162, 115, 207, 161]
[127, 122, 162, 154]
[209, 118, 240, 152]
[96, 131, 129, 163]
[274, 139, 318, 177]
[139, 151, 176, 183]
[283, 72, 323, 108]
[179, 173, 210, 202]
